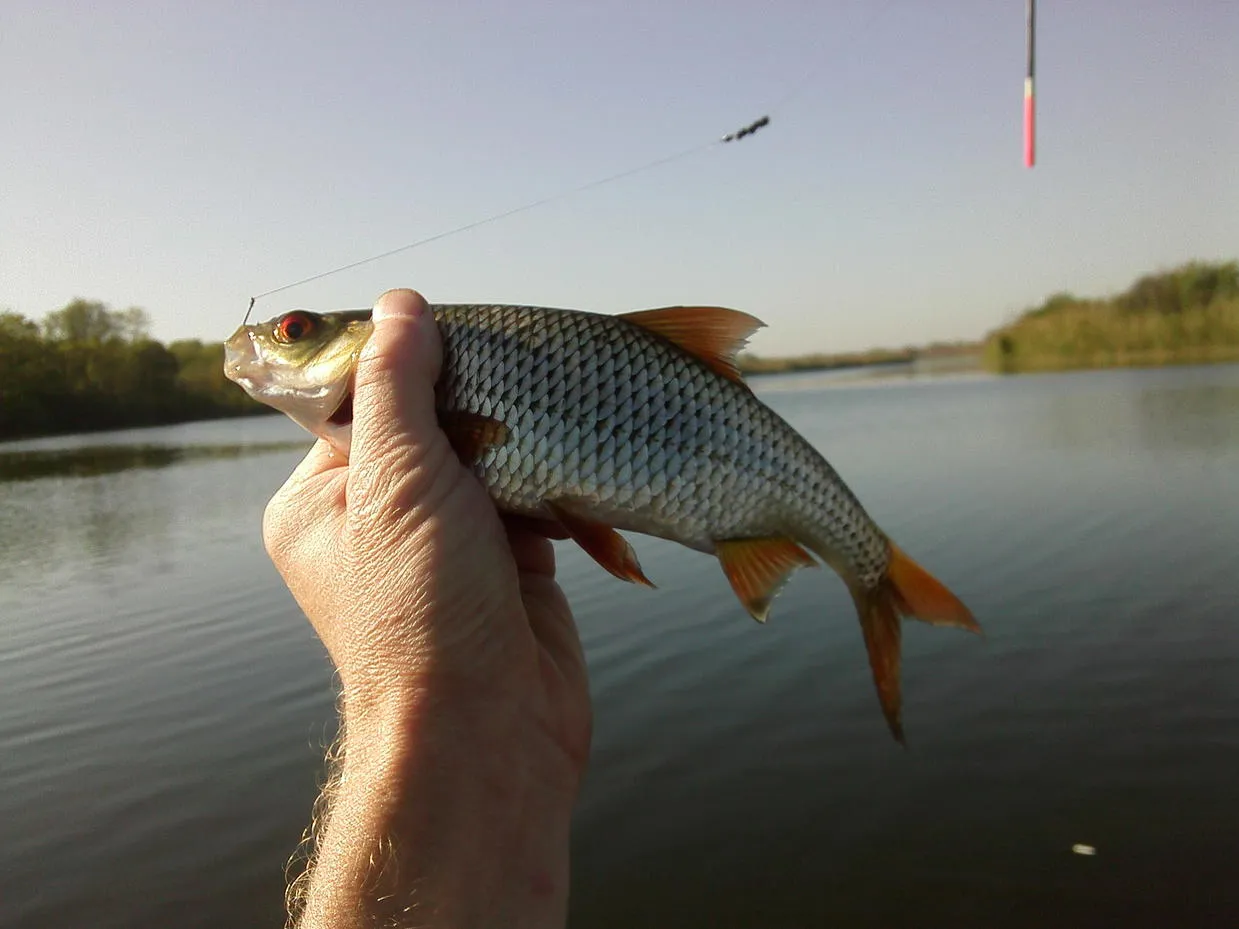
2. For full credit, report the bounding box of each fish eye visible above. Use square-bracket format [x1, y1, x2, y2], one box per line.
[274, 311, 315, 344]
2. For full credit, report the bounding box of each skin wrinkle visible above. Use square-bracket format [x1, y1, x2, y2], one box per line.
[331, 513, 496, 685]
[376, 527, 525, 678]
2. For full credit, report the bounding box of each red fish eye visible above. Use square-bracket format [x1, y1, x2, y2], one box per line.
[275, 311, 314, 343]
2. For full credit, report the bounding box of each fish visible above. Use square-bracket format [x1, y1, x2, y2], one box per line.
[224, 302, 979, 741]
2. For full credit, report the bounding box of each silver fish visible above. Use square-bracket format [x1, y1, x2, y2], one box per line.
[225, 303, 979, 739]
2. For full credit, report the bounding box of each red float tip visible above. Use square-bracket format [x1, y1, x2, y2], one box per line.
[1024, 79, 1036, 168]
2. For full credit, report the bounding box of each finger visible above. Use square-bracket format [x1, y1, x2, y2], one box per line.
[503, 520, 559, 577]
[272, 438, 347, 517]
[264, 439, 346, 568]
[348, 289, 449, 489]
[519, 572, 590, 729]
[287, 437, 348, 488]
[504, 526, 587, 687]
[502, 514, 571, 541]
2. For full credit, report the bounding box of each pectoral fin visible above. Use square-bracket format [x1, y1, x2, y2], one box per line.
[544, 500, 654, 587]
[439, 411, 509, 465]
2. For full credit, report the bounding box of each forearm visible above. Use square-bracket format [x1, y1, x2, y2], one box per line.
[295, 686, 577, 929]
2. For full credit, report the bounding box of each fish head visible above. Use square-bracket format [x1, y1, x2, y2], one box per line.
[223, 309, 373, 454]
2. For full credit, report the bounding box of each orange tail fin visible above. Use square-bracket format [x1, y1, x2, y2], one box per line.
[886, 542, 980, 633]
[852, 586, 907, 743]
[852, 543, 980, 744]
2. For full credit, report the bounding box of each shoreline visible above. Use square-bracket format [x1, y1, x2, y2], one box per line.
[743, 347, 1239, 379]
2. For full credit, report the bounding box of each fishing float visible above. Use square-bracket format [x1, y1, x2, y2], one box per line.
[1025, 0, 1036, 168]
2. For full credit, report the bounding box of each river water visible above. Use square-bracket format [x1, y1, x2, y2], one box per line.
[2, 364, 1237, 928]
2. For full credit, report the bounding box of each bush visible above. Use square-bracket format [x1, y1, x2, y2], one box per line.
[985, 261, 1239, 373]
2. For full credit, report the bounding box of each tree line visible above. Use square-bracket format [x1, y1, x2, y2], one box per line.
[1, 299, 264, 441]
[985, 260, 1239, 373]
[5, 264, 1236, 440]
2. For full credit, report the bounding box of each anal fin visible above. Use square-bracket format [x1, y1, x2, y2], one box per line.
[544, 500, 654, 587]
[715, 537, 817, 623]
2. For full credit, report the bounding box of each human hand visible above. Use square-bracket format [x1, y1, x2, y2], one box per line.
[262, 288, 591, 929]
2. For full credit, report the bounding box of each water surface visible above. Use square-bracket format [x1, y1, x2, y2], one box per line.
[2, 366, 1237, 928]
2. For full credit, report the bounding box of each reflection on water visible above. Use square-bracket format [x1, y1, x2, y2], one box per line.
[0, 440, 312, 482]
[1041, 367, 1239, 453]
[1136, 383, 1239, 450]
[1, 366, 1238, 929]
[0, 418, 313, 587]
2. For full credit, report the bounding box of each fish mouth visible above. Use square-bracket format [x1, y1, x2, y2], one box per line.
[223, 328, 262, 388]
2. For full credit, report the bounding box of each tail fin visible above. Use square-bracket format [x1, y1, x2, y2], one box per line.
[851, 542, 980, 743]
[887, 542, 981, 634]
[851, 584, 907, 743]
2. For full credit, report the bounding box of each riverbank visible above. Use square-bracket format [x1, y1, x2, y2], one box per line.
[740, 260, 1239, 380]
[739, 343, 981, 376]
[984, 261, 1239, 374]
[984, 343, 1239, 374]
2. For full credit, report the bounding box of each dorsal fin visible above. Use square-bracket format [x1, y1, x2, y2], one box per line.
[618, 306, 765, 385]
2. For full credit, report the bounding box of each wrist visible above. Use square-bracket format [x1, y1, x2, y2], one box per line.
[299, 677, 578, 929]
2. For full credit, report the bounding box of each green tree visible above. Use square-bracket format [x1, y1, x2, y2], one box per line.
[1, 298, 265, 440]
[986, 260, 1239, 373]
[116, 306, 152, 342]
[0, 310, 40, 339]
[42, 299, 124, 343]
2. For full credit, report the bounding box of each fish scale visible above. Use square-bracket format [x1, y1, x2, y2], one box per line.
[224, 300, 979, 740]
[433, 304, 887, 578]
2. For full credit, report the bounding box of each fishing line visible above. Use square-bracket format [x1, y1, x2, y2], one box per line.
[762, 0, 902, 119]
[244, 0, 901, 323]
[245, 119, 769, 324]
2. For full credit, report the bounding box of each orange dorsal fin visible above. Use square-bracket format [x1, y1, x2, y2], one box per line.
[618, 306, 765, 385]
[440, 411, 510, 464]
[886, 542, 980, 633]
[715, 537, 817, 623]
[545, 500, 655, 587]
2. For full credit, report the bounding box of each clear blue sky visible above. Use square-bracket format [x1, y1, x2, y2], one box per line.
[3, 1, 1236, 355]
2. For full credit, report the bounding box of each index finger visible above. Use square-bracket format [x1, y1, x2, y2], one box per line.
[263, 437, 347, 567]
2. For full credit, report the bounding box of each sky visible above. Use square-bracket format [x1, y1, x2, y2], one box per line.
[3, 1, 1236, 356]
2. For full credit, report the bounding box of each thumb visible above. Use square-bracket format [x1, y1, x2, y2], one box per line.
[347, 288, 451, 511]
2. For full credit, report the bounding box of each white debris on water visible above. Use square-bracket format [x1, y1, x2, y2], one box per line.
[1072, 844, 1097, 856]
